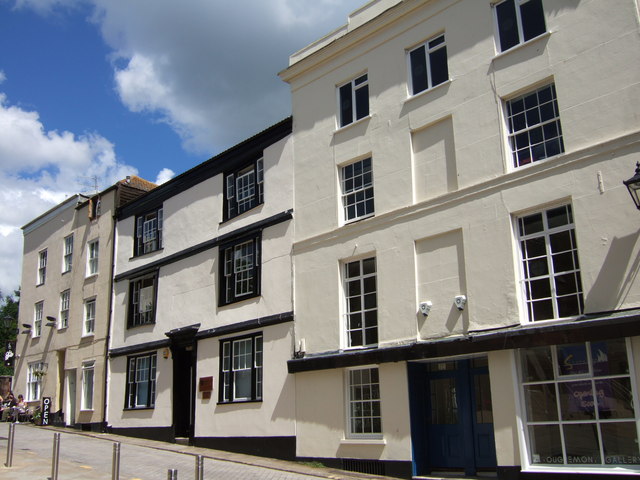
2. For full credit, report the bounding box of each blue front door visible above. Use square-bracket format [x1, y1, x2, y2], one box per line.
[409, 358, 497, 476]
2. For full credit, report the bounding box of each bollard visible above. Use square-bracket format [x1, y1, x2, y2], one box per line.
[5, 422, 15, 467]
[195, 455, 204, 480]
[112, 441, 121, 480]
[51, 432, 61, 480]
[167, 468, 178, 479]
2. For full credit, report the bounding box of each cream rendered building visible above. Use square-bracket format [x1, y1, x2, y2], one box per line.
[280, 0, 640, 478]
[15, 178, 154, 430]
[106, 118, 296, 458]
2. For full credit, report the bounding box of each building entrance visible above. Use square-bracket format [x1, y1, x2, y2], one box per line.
[409, 357, 496, 476]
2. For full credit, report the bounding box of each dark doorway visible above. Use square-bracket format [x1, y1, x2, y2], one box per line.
[408, 357, 497, 476]
[166, 324, 199, 441]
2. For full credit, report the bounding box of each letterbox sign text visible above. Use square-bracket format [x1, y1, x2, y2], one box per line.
[42, 397, 51, 426]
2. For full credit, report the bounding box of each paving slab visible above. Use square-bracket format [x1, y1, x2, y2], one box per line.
[0, 423, 402, 480]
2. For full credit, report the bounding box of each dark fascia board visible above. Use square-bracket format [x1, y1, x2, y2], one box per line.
[109, 338, 171, 358]
[196, 311, 294, 340]
[287, 309, 640, 373]
[118, 117, 292, 219]
[109, 312, 293, 357]
[114, 209, 292, 282]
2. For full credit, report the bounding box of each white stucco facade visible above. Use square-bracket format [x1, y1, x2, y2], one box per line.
[106, 119, 297, 458]
[281, 0, 640, 478]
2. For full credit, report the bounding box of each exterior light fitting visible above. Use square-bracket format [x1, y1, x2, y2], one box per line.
[623, 162, 640, 210]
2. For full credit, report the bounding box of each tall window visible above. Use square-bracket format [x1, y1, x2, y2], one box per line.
[344, 257, 378, 348]
[81, 361, 95, 410]
[408, 33, 448, 96]
[338, 73, 369, 128]
[342, 158, 374, 223]
[125, 353, 157, 409]
[224, 159, 264, 220]
[63, 234, 73, 273]
[348, 367, 382, 437]
[220, 333, 263, 403]
[495, 0, 546, 52]
[59, 290, 70, 329]
[27, 362, 45, 401]
[517, 204, 583, 322]
[87, 240, 99, 275]
[34, 301, 43, 337]
[520, 339, 639, 468]
[37, 249, 47, 285]
[84, 299, 96, 335]
[135, 207, 163, 256]
[220, 235, 261, 306]
[506, 83, 563, 169]
[128, 274, 157, 327]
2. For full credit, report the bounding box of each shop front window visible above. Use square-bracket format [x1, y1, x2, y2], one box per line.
[520, 339, 640, 468]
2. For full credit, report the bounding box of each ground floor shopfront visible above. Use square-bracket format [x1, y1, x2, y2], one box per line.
[289, 310, 640, 479]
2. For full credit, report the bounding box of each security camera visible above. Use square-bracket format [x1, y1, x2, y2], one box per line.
[454, 295, 467, 311]
[419, 301, 432, 316]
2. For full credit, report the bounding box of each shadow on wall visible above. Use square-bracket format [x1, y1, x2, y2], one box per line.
[584, 230, 640, 311]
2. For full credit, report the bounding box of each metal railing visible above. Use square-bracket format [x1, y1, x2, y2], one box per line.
[4, 425, 207, 479]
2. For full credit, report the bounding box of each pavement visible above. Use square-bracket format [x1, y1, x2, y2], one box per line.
[0, 422, 399, 480]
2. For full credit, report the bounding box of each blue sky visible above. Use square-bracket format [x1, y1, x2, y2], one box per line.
[0, 0, 364, 295]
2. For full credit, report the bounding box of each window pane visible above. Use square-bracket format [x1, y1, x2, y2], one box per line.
[559, 381, 595, 421]
[521, 347, 554, 382]
[429, 45, 448, 87]
[496, 0, 519, 51]
[520, 0, 546, 42]
[528, 425, 563, 465]
[234, 370, 252, 399]
[591, 339, 629, 376]
[601, 422, 640, 465]
[596, 378, 634, 420]
[557, 344, 589, 376]
[523, 384, 558, 422]
[410, 47, 427, 94]
[339, 83, 353, 127]
[564, 423, 601, 464]
[355, 84, 369, 120]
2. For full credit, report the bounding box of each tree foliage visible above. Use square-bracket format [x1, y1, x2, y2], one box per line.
[0, 289, 20, 377]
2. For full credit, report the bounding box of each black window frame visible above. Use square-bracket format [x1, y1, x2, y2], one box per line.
[127, 272, 158, 328]
[134, 207, 163, 256]
[218, 234, 261, 306]
[408, 33, 448, 96]
[495, 0, 547, 53]
[124, 352, 157, 409]
[219, 333, 263, 404]
[224, 158, 264, 221]
[338, 73, 369, 128]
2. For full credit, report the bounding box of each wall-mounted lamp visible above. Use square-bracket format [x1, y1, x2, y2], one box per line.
[3, 316, 19, 335]
[45, 316, 57, 328]
[623, 162, 640, 210]
[20, 323, 32, 335]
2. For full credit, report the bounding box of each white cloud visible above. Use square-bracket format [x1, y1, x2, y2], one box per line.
[0, 88, 139, 294]
[155, 168, 175, 185]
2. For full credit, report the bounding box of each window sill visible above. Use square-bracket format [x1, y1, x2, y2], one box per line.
[217, 399, 263, 405]
[130, 247, 164, 260]
[123, 406, 155, 411]
[126, 322, 156, 330]
[492, 31, 552, 61]
[85, 273, 98, 279]
[81, 333, 95, 339]
[334, 114, 371, 135]
[220, 203, 264, 225]
[343, 213, 375, 227]
[404, 78, 452, 104]
[218, 292, 260, 308]
[340, 437, 385, 445]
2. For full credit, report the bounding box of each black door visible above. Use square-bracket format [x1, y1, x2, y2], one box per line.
[172, 342, 197, 439]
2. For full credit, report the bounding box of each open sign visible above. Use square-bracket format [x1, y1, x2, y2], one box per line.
[42, 397, 51, 426]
